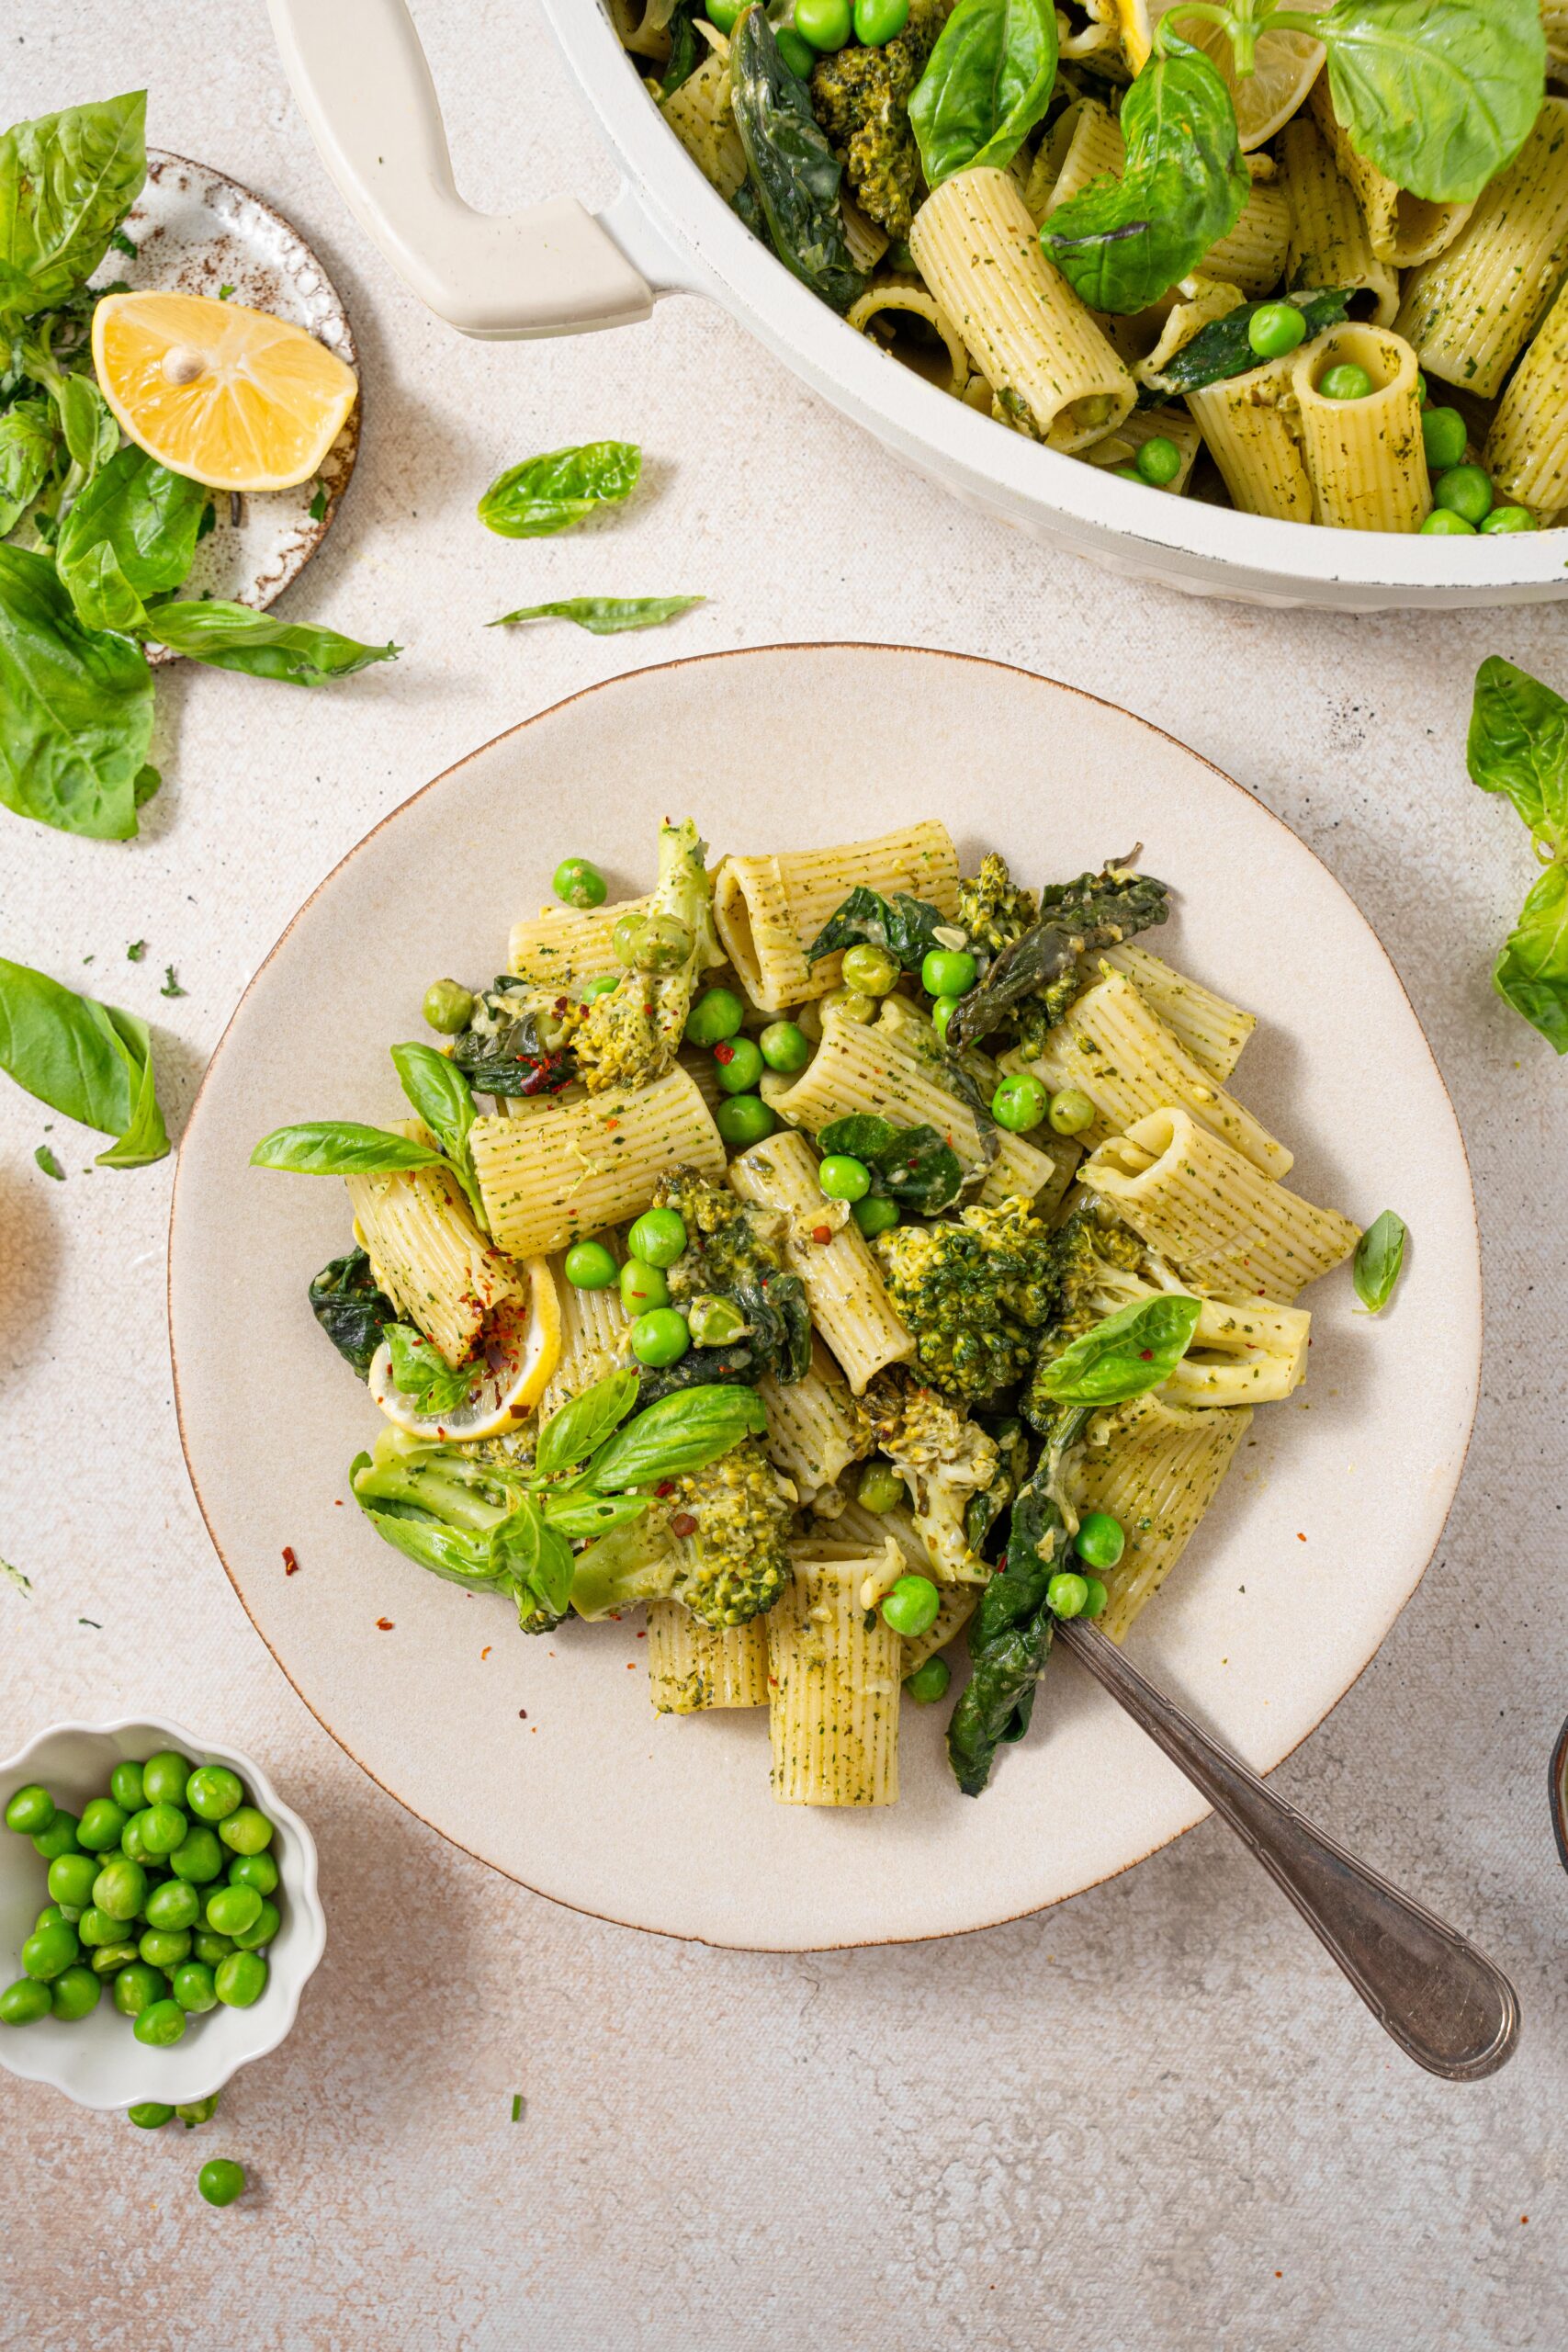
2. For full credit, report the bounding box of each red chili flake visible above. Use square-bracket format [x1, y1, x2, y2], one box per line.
[480, 1645, 491, 1660]
[518, 1709, 528, 1720]
[1297, 1532, 1306, 1542]
[282, 1546, 299, 1575]
[671, 1511, 698, 1538]
[636, 1629, 647, 1639]
[811, 1224, 832, 1245]
[713, 1041, 735, 1065]
[654, 1480, 675, 1498]
[1139, 1349, 1153, 1360]
[626, 1661, 637, 1670]
[333, 1498, 343, 1508]
[604, 1119, 619, 1132]
[376, 1617, 394, 1630]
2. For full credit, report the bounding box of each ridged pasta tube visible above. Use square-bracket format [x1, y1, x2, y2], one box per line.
[1094, 944, 1256, 1081]
[728, 1129, 913, 1392]
[848, 281, 971, 396]
[1280, 115, 1398, 328]
[471, 1067, 725, 1257]
[909, 166, 1134, 451]
[1396, 99, 1568, 395]
[1485, 272, 1568, 513]
[1201, 168, 1294, 300]
[1168, 1291, 1311, 1406]
[1290, 325, 1428, 532]
[509, 896, 649, 988]
[1185, 352, 1315, 524]
[1073, 1394, 1252, 1642]
[1080, 405, 1202, 494]
[648, 1602, 769, 1713]
[660, 44, 746, 201]
[768, 1543, 904, 1805]
[1309, 77, 1473, 266]
[1026, 96, 1124, 225]
[1134, 276, 1245, 393]
[760, 1338, 869, 1505]
[346, 1141, 522, 1367]
[713, 820, 958, 1011]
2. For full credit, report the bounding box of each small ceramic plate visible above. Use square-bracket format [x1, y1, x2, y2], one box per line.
[102, 149, 360, 660]
[169, 647, 1481, 1951]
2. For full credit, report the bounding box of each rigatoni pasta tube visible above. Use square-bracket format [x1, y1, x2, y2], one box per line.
[728, 1130, 913, 1392]
[768, 1544, 904, 1805]
[1280, 115, 1398, 328]
[1186, 353, 1315, 524]
[1026, 96, 1124, 224]
[1077, 1107, 1360, 1301]
[1201, 169, 1293, 299]
[759, 1339, 868, 1506]
[910, 166, 1134, 452]
[1309, 77, 1473, 266]
[509, 896, 649, 987]
[713, 820, 958, 1011]
[472, 1067, 724, 1257]
[1095, 944, 1256, 1082]
[648, 1603, 768, 1713]
[848, 282, 971, 397]
[1168, 1291, 1310, 1406]
[1081, 405, 1202, 495]
[1485, 272, 1568, 514]
[1396, 99, 1568, 396]
[1290, 326, 1428, 533]
[346, 1141, 521, 1367]
[1074, 1395, 1252, 1642]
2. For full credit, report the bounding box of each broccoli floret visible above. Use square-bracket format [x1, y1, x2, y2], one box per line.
[570, 1435, 796, 1627]
[808, 3, 947, 241]
[955, 853, 1038, 964]
[574, 819, 724, 1094]
[863, 1374, 999, 1584]
[874, 1196, 1058, 1403]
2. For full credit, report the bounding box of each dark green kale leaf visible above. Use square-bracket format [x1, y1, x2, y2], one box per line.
[805, 885, 952, 970]
[948, 858, 1170, 1050]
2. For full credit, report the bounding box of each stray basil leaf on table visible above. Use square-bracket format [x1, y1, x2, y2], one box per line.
[0, 953, 168, 1167]
[488, 596, 704, 636]
[477, 441, 642, 537]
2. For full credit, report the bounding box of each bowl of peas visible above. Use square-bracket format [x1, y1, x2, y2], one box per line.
[0, 1717, 325, 2111]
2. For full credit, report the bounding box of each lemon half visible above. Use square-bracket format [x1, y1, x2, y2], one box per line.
[368, 1260, 561, 1442]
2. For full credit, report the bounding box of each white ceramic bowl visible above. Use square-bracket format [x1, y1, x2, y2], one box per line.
[267, 0, 1568, 612]
[0, 1718, 325, 2111]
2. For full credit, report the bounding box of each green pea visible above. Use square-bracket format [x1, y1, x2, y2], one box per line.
[30, 1810, 80, 1860]
[795, 0, 852, 47]
[231, 1899, 280, 1952]
[140, 1927, 193, 1970]
[198, 2157, 248, 2207]
[51, 1965, 101, 2021]
[612, 910, 648, 967]
[1112, 466, 1145, 483]
[854, 0, 909, 39]
[818, 1154, 871, 1202]
[170, 1825, 225, 1884]
[90, 1942, 140, 1975]
[134, 1997, 186, 2048]
[423, 978, 475, 1035]
[22, 1922, 80, 1981]
[580, 972, 621, 1004]
[759, 1020, 811, 1073]
[0, 1976, 52, 2025]
[619, 1257, 670, 1316]
[634, 912, 693, 975]
[214, 1951, 268, 2009]
[1317, 362, 1373, 401]
[880, 1574, 942, 1637]
[175, 2093, 220, 2126]
[6, 1783, 56, 1836]
[140, 1803, 188, 1858]
[931, 992, 960, 1039]
[706, 0, 742, 30]
[1075, 1510, 1125, 1568]
[206, 1883, 263, 1938]
[715, 1035, 764, 1093]
[171, 1962, 219, 2015]
[821, 987, 877, 1024]
[141, 1750, 193, 1807]
[627, 1207, 687, 1267]
[112, 1962, 164, 2018]
[630, 1307, 690, 1368]
[563, 1238, 618, 1291]
[120, 1812, 150, 1862]
[34, 1904, 71, 1934]
[45, 1850, 98, 1911]
[77, 1796, 129, 1851]
[685, 1293, 749, 1349]
[93, 1857, 147, 1922]
[920, 947, 976, 998]
[856, 1461, 905, 1514]
[684, 986, 746, 1046]
[991, 1072, 1047, 1133]
[904, 1654, 952, 1704]
[192, 1930, 234, 1966]
[553, 856, 607, 910]
[852, 1194, 899, 1238]
[128, 2102, 175, 2128]
[715, 1094, 776, 1147]
[1046, 1569, 1089, 1619]
[218, 1806, 275, 1860]
[1421, 405, 1467, 472]
[1247, 300, 1306, 361]
[840, 943, 900, 996]
[1480, 503, 1537, 533]
[1434, 462, 1493, 524]
[1047, 1087, 1096, 1136]
[228, 1852, 277, 1897]
[1135, 435, 1182, 487]
[80, 1905, 129, 1948]
[109, 1760, 145, 1811]
[1420, 508, 1475, 534]
[185, 1766, 243, 1823]
[776, 24, 816, 73]
[1081, 1575, 1109, 1619]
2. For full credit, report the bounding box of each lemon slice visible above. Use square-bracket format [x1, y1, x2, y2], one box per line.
[368, 1260, 560, 1442]
[1113, 0, 1325, 151]
[91, 290, 358, 492]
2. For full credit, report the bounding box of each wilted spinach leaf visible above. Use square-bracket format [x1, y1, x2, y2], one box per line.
[1137, 288, 1349, 402]
[309, 1247, 397, 1379]
[730, 6, 865, 314]
[805, 886, 951, 970]
[818, 1112, 964, 1211]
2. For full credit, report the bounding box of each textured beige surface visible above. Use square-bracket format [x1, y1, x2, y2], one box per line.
[0, 5, 1565, 2346]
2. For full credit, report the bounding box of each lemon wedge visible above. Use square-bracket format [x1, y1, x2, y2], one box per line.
[1113, 0, 1325, 151]
[368, 1260, 561, 1442]
[91, 290, 358, 492]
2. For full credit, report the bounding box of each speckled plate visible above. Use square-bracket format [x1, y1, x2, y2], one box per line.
[168, 646, 1483, 1951]
[99, 149, 359, 661]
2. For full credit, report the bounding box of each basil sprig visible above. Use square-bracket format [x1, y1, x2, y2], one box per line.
[0, 546, 154, 840]
[817, 1113, 964, 1214]
[0, 951, 169, 1167]
[251, 1122, 447, 1177]
[487, 596, 704, 636]
[1466, 657, 1568, 1052]
[386, 1325, 479, 1413]
[0, 91, 146, 317]
[1032, 1294, 1202, 1408]
[909, 0, 1058, 192]
[1352, 1211, 1407, 1315]
[477, 442, 641, 538]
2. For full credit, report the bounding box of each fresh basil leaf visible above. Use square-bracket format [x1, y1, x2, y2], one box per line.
[1494, 859, 1568, 1053]
[0, 92, 146, 315]
[817, 1112, 965, 1212]
[141, 599, 399, 684]
[385, 1323, 479, 1413]
[1319, 0, 1544, 205]
[1466, 656, 1568, 852]
[909, 0, 1058, 190]
[1043, 42, 1248, 314]
[730, 6, 865, 314]
[477, 440, 641, 538]
[488, 595, 705, 635]
[1137, 288, 1350, 402]
[540, 1491, 650, 1539]
[309, 1248, 397, 1379]
[536, 1368, 641, 1478]
[491, 1491, 576, 1624]
[56, 447, 209, 616]
[0, 399, 59, 533]
[53, 371, 119, 475]
[389, 1041, 483, 1219]
[250, 1121, 447, 1175]
[804, 886, 951, 969]
[0, 544, 154, 838]
[59, 538, 146, 634]
[34, 1144, 64, 1181]
[1034, 1293, 1201, 1407]
[353, 1481, 513, 1594]
[0, 953, 168, 1166]
[1352, 1210, 1407, 1314]
[585, 1383, 767, 1490]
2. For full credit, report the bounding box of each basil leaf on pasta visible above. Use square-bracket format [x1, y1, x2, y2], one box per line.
[1033, 1294, 1202, 1408]
[909, 0, 1058, 190]
[1318, 0, 1544, 205]
[250, 1121, 447, 1176]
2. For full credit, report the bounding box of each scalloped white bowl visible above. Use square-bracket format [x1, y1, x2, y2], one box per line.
[0, 1718, 325, 2111]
